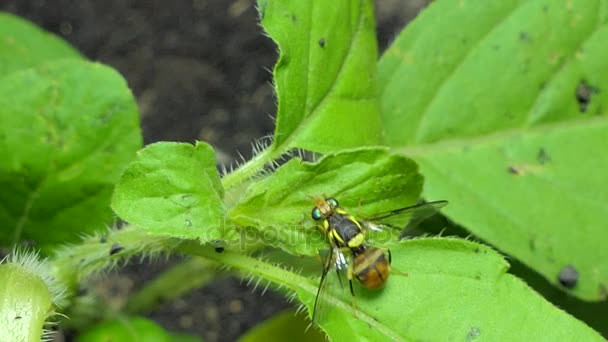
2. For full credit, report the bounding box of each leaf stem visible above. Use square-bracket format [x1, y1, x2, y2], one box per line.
[221, 146, 278, 190]
[51, 225, 179, 296]
[178, 241, 318, 298]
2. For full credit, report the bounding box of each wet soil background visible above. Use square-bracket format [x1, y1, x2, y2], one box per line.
[1, 1, 430, 341]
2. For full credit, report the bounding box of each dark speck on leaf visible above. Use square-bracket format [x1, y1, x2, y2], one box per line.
[507, 166, 519, 175]
[466, 327, 481, 341]
[519, 31, 530, 42]
[110, 243, 124, 256]
[291, 14, 297, 24]
[99, 235, 107, 243]
[474, 247, 480, 253]
[576, 80, 598, 113]
[77, 287, 88, 296]
[318, 38, 325, 48]
[537, 148, 551, 165]
[215, 247, 225, 253]
[529, 238, 536, 251]
[543, 5, 549, 12]
[558, 265, 579, 288]
[14, 316, 22, 320]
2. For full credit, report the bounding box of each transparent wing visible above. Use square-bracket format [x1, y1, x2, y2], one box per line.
[363, 200, 448, 231]
[312, 247, 351, 326]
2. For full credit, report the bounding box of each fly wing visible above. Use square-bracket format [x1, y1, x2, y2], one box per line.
[364, 200, 447, 230]
[312, 247, 351, 326]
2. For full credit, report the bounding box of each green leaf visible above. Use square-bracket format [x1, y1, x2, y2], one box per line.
[0, 60, 142, 250]
[112, 142, 226, 241]
[237, 310, 325, 342]
[379, 0, 608, 300]
[313, 239, 604, 341]
[191, 239, 604, 341]
[259, 0, 382, 153]
[0, 13, 82, 74]
[0, 263, 52, 342]
[229, 148, 423, 255]
[76, 317, 173, 342]
[508, 258, 608, 337]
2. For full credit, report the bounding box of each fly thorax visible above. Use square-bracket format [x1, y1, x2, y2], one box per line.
[329, 215, 363, 247]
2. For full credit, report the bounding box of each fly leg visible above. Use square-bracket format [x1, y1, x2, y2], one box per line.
[346, 250, 356, 297]
[385, 247, 409, 277]
[346, 253, 359, 318]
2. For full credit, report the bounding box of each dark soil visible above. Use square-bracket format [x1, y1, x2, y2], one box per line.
[0, 1, 429, 341]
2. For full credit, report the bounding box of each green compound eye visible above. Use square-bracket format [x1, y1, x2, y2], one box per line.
[326, 198, 339, 208]
[311, 207, 323, 220]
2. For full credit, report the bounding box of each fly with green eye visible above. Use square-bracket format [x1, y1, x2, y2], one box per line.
[310, 196, 447, 324]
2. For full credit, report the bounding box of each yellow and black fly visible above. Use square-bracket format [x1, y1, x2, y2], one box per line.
[310, 196, 447, 323]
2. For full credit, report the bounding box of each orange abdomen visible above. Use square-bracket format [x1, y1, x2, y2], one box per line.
[353, 248, 390, 289]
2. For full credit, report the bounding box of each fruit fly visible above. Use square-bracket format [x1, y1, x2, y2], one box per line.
[310, 196, 447, 323]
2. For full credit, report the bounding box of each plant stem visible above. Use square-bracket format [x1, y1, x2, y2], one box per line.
[178, 241, 318, 299]
[51, 225, 179, 296]
[221, 146, 278, 190]
[124, 257, 219, 314]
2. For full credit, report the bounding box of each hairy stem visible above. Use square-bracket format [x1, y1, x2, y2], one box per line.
[50, 225, 180, 297]
[178, 241, 318, 299]
[221, 147, 278, 190]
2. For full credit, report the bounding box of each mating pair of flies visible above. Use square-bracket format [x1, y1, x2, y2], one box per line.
[310, 196, 447, 323]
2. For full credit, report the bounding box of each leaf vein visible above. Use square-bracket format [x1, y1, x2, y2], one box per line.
[413, 3, 524, 143]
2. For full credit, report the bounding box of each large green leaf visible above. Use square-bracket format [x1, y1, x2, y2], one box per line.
[229, 148, 423, 255]
[0, 12, 82, 74]
[379, 0, 608, 301]
[0, 60, 142, 250]
[193, 238, 603, 341]
[258, 0, 382, 153]
[112, 142, 225, 241]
